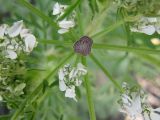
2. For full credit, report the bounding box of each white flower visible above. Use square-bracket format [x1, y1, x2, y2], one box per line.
[0, 20, 37, 59]
[130, 25, 156, 35]
[75, 79, 82, 86]
[52, 2, 67, 16]
[59, 69, 67, 91]
[59, 80, 67, 91]
[144, 108, 160, 120]
[20, 28, 30, 38]
[77, 63, 87, 75]
[130, 17, 160, 35]
[58, 20, 75, 34]
[5, 49, 17, 59]
[121, 93, 142, 120]
[59, 68, 65, 81]
[0, 24, 8, 39]
[69, 68, 78, 79]
[58, 28, 69, 34]
[65, 86, 77, 101]
[58, 63, 87, 101]
[24, 34, 37, 53]
[59, 20, 75, 29]
[52, 2, 76, 34]
[7, 20, 23, 38]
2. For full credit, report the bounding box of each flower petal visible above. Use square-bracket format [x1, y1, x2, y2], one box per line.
[59, 80, 67, 91]
[7, 20, 23, 38]
[24, 34, 37, 52]
[75, 79, 82, 86]
[0, 24, 8, 39]
[58, 20, 75, 29]
[58, 28, 69, 34]
[52, 2, 61, 15]
[65, 86, 76, 100]
[59, 69, 65, 81]
[5, 50, 17, 59]
[77, 63, 87, 75]
[20, 28, 30, 38]
[69, 68, 78, 79]
[141, 25, 156, 35]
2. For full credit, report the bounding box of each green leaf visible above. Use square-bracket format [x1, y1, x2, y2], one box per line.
[57, 0, 81, 21]
[88, 0, 99, 14]
[16, 0, 58, 28]
[75, 87, 81, 99]
[14, 83, 26, 94]
[42, 80, 48, 93]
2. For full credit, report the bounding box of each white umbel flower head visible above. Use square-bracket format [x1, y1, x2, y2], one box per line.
[58, 63, 87, 101]
[52, 2, 76, 34]
[0, 20, 37, 59]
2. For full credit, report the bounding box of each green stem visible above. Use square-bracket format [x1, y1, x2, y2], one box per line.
[93, 43, 160, 54]
[90, 54, 122, 92]
[17, 0, 58, 28]
[11, 52, 74, 120]
[90, 15, 140, 39]
[39, 39, 73, 46]
[82, 57, 96, 120]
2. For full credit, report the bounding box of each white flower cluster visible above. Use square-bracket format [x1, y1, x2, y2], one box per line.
[58, 63, 87, 101]
[120, 82, 160, 120]
[52, 2, 75, 34]
[130, 17, 160, 35]
[0, 20, 37, 59]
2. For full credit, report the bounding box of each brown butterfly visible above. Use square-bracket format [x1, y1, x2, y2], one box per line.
[73, 36, 93, 56]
